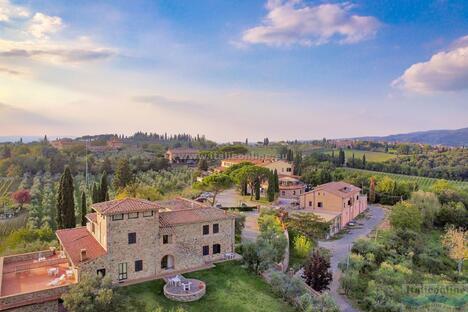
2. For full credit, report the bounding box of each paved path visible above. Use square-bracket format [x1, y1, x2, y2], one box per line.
[318, 205, 385, 312]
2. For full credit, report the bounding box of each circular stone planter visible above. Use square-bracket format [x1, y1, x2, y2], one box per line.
[163, 279, 206, 302]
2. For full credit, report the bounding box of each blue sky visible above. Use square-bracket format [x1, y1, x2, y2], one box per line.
[0, 0, 467, 142]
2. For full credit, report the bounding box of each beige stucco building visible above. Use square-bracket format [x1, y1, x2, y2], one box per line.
[298, 181, 368, 236]
[0, 197, 236, 311]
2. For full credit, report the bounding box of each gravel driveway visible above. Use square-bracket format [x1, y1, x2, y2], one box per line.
[318, 205, 385, 312]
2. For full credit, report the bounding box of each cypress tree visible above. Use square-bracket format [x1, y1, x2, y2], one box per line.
[273, 169, 279, 193]
[99, 171, 108, 202]
[338, 149, 345, 166]
[81, 191, 87, 226]
[351, 153, 355, 168]
[369, 176, 376, 203]
[362, 154, 366, 168]
[254, 178, 261, 200]
[267, 173, 275, 202]
[92, 183, 100, 203]
[56, 167, 75, 229]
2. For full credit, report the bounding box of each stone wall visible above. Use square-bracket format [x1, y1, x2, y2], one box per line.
[157, 218, 235, 275]
[3, 299, 57, 312]
[0, 285, 67, 311]
[2, 251, 54, 265]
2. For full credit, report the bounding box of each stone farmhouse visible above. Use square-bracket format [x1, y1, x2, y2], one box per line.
[277, 175, 306, 199]
[0, 197, 236, 311]
[219, 157, 294, 176]
[298, 181, 368, 237]
[165, 148, 199, 164]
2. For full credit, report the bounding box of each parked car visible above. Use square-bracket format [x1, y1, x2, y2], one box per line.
[195, 197, 208, 203]
[215, 203, 223, 208]
[348, 221, 357, 226]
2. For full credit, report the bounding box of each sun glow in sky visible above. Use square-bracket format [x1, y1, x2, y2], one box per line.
[0, 0, 467, 142]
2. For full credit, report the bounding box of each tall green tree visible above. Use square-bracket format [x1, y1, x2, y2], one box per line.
[113, 158, 133, 190]
[273, 169, 280, 193]
[99, 171, 108, 202]
[362, 154, 366, 168]
[338, 149, 345, 166]
[56, 166, 75, 229]
[81, 191, 87, 226]
[92, 183, 100, 204]
[267, 173, 275, 202]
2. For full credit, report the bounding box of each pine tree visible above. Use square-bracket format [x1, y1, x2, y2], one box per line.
[273, 169, 279, 193]
[113, 158, 132, 190]
[56, 167, 75, 229]
[81, 191, 87, 226]
[267, 173, 275, 202]
[99, 171, 108, 202]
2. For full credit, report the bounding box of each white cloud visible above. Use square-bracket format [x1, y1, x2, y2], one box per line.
[0, 0, 29, 22]
[28, 12, 62, 39]
[241, 0, 380, 47]
[392, 35, 468, 93]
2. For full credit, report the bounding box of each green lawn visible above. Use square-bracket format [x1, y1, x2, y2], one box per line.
[122, 261, 295, 312]
[327, 149, 396, 162]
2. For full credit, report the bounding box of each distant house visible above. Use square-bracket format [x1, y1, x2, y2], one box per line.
[165, 148, 199, 164]
[299, 181, 368, 236]
[278, 175, 305, 199]
[219, 157, 294, 176]
[0, 198, 237, 311]
[50, 138, 81, 150]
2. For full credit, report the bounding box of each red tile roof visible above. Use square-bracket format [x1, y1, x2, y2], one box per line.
[313, 181, 361, 198]
[85, 212, 97, 223]
[56, 227, 106, 266]
[159, 207, 235, 226]
[92, 198, 160, 215]
[156, 197, 209, 211]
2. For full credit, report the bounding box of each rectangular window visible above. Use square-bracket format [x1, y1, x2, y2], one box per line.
[135, 260, 143, 272]
[97, 268, 106, 277]
[128, 232, 136, 244]
[143, 210, 154, 217]
[112, 214, 124, 221]
[309, 201, 312, 207]
[203, 245, 209, 256]
[318, 202, 323, 208]
[213, 223, 219, 234]
[118, 262, 127, 280]
[286, 167, 292, 172]
[128, 212, 139, 219]
[91, 223, 95, 233]
[163, 235, 169, 244]
[213, 244, 221, 254]
[203, 225, 209, 235]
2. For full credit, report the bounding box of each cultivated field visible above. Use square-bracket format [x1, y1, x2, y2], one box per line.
[344, 168, 468, 190]
[327, 149, 396, 162]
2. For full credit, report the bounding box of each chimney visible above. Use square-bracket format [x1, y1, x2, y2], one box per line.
[80, 249, 87, 262]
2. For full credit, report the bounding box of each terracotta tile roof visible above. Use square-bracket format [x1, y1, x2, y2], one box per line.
[221, 157, 277, 166]
[166, 148, 199, 154]
[159, 207, 235, 226]
[56, 227, 106, 266]
[279, 184, 306, 190]
[313, 181, 361, 198]
[156, 197, 209, 211]
[157, 197, 234, 226]
[92, 198, 161, 215]
[85, 212, 97, 223]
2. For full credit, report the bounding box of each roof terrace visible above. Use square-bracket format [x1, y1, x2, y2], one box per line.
[0, 250, 76, 310]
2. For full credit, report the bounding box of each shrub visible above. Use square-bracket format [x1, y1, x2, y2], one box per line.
[293, 235, 313, 259]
